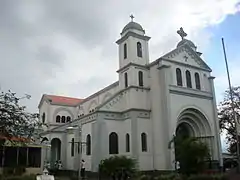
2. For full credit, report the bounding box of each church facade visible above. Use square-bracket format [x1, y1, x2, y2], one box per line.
[39, 19, 223, 172]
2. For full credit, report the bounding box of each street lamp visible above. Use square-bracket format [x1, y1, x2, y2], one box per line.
[67, 120, 86, 180]
[19, 94, 31, 100]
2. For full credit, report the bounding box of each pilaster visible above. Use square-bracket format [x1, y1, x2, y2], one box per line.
[129, 112, 139, 161]
[91, 113, 105, 172]
[208, 76, 223, 167]
[158, 63, 172, 169]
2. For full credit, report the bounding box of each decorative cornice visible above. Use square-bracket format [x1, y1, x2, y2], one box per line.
[117, 63, 149, 73]
[116, 31, 151, 44]
[157, 64, 171, 70]
[162, 58, 212, 72]
[208, 76, 215, 80]
[169, 85, 213, 100]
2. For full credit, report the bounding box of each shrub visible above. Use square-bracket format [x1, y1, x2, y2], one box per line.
[99, 155, 137, 179]
[175, 137, 210, 175]
[188, 174, 228, 180]
[14, 166, 26, 176]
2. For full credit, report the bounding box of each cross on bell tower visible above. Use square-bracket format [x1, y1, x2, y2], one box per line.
[130, 14, 134, 22]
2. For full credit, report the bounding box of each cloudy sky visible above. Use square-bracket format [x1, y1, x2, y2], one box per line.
[0, 0, 240, 115]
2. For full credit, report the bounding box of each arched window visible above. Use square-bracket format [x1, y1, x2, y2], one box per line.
[67, 116, 71, 122]
[126, 133, 130, 152]
[56, 115, 60, 123]
[176, 68, 183, 86]
[138, 71, 143, 87]
[195, 72, 201, 90]
[109, 132, 119, 154]
[71, 138, 74, 157]
[86, 134, 91, 155]
[137, 42, 142, 57]
[124, 72, 128, 88]
[186, 70, 192, 88]
[141, 133, 147, 152]
[42, 113, 46, 123]
[124, 43, 127, 59]
[61, 116, 66, 123]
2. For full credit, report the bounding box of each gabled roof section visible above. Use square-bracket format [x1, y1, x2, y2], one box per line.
[38, 94, 83, 109]
[161, 44, 212, 72]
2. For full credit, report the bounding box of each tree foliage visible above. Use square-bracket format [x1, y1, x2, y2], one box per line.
[99, 155, 137, 179]
[218, 86, 240, 154]
[0, 90, 41, 145]
[174, 136, 210, 175]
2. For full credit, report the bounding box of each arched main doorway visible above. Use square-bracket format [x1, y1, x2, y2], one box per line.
[175, 108, 213, 157]
[51, 138, 61, 166]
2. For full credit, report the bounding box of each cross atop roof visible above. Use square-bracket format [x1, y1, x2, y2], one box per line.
[130, 14, 134, 22]
[177, 27, 187, 40]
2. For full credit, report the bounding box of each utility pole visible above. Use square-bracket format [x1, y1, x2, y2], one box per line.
[221, 38, 240, 172]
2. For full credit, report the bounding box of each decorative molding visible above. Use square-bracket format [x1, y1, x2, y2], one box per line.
[169, 85, 213, 100]
[162, 58, 212, 72]
[76, 81, 119, 106]
[97, 86, 150, 111]
[208, 76, 215, 80]
[117, 63, 149, 73]
[116, 31, 151, 44]
[100, 109, 151, 120]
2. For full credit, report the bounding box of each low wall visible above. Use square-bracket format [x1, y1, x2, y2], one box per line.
[0, 167, 42, 175]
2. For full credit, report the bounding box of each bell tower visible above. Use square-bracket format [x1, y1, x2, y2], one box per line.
[116, 15, 151, 90]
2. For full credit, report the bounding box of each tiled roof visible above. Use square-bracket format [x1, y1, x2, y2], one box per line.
[0, 135, 31, 142]
[46, 95, 83, 106]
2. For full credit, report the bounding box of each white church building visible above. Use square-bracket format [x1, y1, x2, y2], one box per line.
[39, 18, 223, 172]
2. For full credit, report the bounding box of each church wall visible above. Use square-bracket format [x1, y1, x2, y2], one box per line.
[81, 121, 93, 171]
[100, 119, 132, 158]
[39, 101, 50, 131]
[47, 105, 77, 129]
[129, 88, 150, 109]
[137, 117, 153, 171]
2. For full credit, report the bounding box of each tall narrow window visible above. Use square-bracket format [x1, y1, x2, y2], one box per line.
[71, 138, 74, 157]
[56, 115, 60, 123]
[61, 116, 66, 123]
[176, 68, 182, 86]
[186, 70, 192, 88]
[195, 72, 201, 90]
[138, 71, 143, 87]
[86, 134, 91, 155]
[67, 116, 71, 122]
[126, 133, 130, 152]
[124, 72, 128, 88]
[137, 42, 142, 57]
[124, 43, 127, 59]
[109, 132, 119, 154]
[42, 113, 46, 123]
[141, 133, 147, 152]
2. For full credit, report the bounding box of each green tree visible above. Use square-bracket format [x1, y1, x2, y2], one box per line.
[174, 136, 210, 175]
[218, 86, 240, 154]
[0, 90, 42, 146]
[99, 156, 137, 180]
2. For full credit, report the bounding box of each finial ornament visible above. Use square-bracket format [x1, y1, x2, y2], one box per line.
[177, 27, 187, 40]
[130, 14, 134, 22]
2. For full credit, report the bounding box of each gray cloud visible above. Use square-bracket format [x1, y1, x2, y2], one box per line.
[0, 0, 239, 112]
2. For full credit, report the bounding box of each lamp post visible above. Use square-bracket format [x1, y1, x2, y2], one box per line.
[67, 120, 86, 180]
[221, 38, 240, 172]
